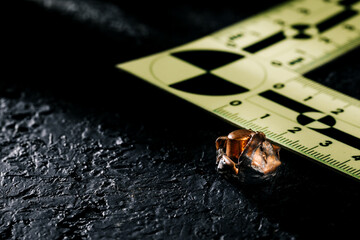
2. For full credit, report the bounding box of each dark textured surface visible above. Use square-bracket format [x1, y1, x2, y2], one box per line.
[2, 1, 360, 239]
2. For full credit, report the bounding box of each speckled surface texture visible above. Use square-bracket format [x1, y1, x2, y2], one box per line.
[2, 1, 360, 239]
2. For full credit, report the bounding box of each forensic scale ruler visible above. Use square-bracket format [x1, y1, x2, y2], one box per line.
[117, 0, 360, 180]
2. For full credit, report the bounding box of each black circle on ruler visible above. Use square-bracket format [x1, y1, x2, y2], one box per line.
[230, 100, 242, 106]
[273, 83, 285, 89]
[297, 112, 336, 129]
[162, 50, 252, 96]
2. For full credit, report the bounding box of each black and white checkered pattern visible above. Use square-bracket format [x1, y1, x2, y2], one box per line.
[151, 50, 264, 95]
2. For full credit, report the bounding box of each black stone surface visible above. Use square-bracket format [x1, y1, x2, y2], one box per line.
[2, 1, 360, 239]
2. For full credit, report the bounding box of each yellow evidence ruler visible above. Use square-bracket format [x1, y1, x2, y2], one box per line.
[117, 0, 360, 180]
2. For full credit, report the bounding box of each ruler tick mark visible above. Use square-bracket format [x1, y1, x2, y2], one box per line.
[342, 166, 352, 171]
[289, 140, 299, 145]
[327, 159, 337, 164]
[277, 132, 288, 137]
[348, 168, 358, 173]
[337, 160, 350, 167]
[307, 146, 319, 151]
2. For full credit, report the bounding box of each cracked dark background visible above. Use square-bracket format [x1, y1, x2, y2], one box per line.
[2, 0, 360, 239]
